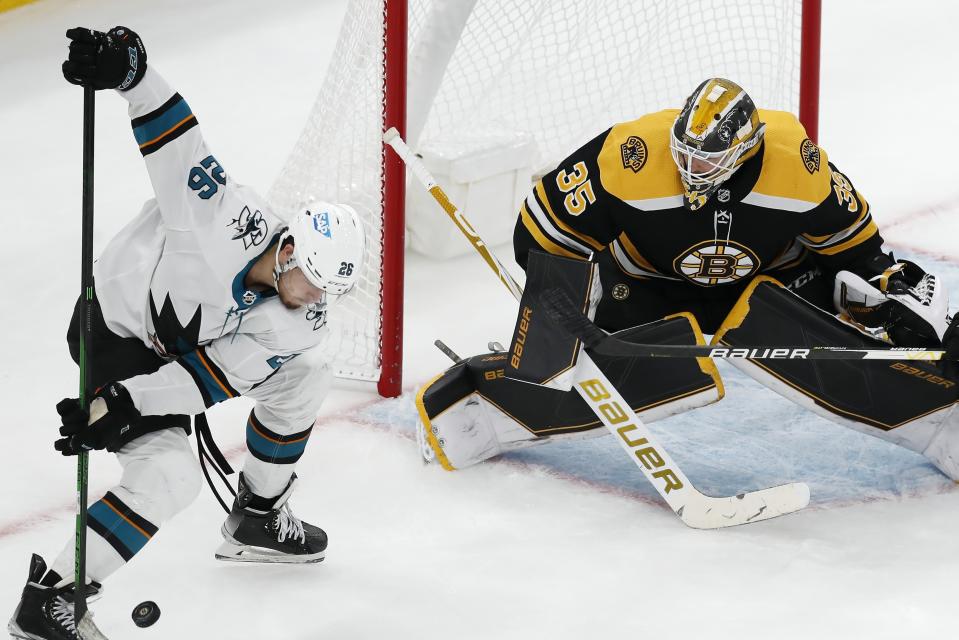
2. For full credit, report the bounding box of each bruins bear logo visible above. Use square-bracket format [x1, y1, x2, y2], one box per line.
[800, 138, 821, 174]
[620, 136, 648, 173]
[674, 240, 760, 286]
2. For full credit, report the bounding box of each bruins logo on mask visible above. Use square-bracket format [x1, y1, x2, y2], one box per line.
[674, 240, 760, 286]
[620, 136, 648, 173]
[800, 139, 821, 174]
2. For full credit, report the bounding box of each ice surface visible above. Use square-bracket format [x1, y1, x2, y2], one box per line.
[1, 1, 958, 638]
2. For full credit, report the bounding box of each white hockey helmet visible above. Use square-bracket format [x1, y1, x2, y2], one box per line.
[281, 203, 365, 296]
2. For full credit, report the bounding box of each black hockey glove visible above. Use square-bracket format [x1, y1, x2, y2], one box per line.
[62, 26, 147, 91]
[54, 382, 141, 455]
[941, 315, 959, 381]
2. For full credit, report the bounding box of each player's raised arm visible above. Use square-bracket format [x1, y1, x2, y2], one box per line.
[63, 26, 228, 229]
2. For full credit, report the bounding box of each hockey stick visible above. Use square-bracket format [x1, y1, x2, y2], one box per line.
[433, 339, 463, 364]
[383, 128, 524, 301]
[75, 85, 110, 640]
[386, 128, 809, 528]
[539, 287, 950, 362]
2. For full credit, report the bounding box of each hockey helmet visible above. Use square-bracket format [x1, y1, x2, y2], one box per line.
[277, 202, 365, 296]
[670, 78, 765, 210]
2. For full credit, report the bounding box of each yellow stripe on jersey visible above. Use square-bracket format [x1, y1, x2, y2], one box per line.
[801, 197, 871, 245]
[534, 181, 604, 251]
[520, 204, 586, 260]
[811, 220, 879, 256]
[597, 110, 685, 204]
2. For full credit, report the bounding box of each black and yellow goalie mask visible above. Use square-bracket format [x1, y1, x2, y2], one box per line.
[670, 78, 765, 211]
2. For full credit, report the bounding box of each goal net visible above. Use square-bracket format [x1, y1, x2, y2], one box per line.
[268, 0, 819, 396]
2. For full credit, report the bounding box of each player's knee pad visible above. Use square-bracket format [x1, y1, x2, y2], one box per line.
[716, 276, 959, 480]
[417, 313, 724, 470]
[115, 428, 203, 522]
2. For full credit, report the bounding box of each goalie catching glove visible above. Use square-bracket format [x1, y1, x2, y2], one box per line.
[54, 382, 141, 455]
[834, 259, 949, 347]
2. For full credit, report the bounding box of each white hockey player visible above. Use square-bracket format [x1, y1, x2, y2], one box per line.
[9, 27, 364, 640]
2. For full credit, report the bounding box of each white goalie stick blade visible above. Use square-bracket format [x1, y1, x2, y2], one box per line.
[77, 612, 110, 639]
[570, 329, 810, 529]
[676, 480, 811, 529]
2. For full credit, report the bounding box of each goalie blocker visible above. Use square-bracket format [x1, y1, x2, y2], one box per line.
[418, 252, 959, 480]
[416, 252, 723, 470]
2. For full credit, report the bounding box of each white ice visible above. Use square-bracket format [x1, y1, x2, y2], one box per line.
[1, 0, 958, 638]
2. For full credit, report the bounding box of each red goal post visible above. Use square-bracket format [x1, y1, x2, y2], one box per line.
[269, 0, 822, 398]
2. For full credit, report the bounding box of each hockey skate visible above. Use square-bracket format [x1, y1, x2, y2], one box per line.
[215, 474, 327, 564]
[8, 554, 102, 640]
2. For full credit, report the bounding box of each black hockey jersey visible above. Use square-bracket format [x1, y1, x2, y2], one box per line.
[514, 109, 882, 287]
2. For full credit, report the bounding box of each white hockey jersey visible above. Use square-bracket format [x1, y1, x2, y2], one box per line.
[94, 67, 327, 417]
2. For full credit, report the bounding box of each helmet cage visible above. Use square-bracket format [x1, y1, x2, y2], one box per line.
[669, 122, 765, 195]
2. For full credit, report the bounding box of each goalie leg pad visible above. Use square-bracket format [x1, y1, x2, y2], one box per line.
[716, 277, 959, 479]
[416, 314, 723, 470]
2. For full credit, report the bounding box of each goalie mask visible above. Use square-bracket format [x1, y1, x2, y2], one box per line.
[670, 78, 765, 211]
[275, 202, 365, 297]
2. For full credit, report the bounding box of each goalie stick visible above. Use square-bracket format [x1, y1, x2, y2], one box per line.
[539, 288, 951, 362]
[386, 128, 810, 528]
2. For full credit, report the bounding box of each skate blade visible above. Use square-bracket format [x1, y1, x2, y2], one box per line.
[8, 619, 42, 640]
[214, 540, 325, 564]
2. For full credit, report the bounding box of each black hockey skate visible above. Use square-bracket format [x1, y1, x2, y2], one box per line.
[215, 474, 327, 564]
[8, 554, 102, 640]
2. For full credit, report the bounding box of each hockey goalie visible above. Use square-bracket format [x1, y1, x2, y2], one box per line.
[415, 77, 959, 484]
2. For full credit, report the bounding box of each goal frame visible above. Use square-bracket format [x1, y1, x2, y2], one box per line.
[376, 0, 822, 398]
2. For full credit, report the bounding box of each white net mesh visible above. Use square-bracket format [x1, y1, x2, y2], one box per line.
[269, 0, 808, 384]
[269, 0, 388, 381]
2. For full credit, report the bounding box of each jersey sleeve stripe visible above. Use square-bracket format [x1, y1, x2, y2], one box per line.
[520, 203, 588, 260]
[800, 198, 870, 244]
[533, 181, 605, 251]
[800, 203, 873, 251]
[178, 346, 239, 407]
[617, 232, 660, 272]
[525, 192, 592, 255]
[807, 220, 879, 256]
[610, 238, 680, 280]
[131, 93, 198, 156]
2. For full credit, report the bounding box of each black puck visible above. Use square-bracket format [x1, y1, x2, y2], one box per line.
[131, 600, 161, 628]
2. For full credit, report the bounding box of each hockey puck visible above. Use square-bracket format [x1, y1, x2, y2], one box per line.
[131, 600, 161, 628]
